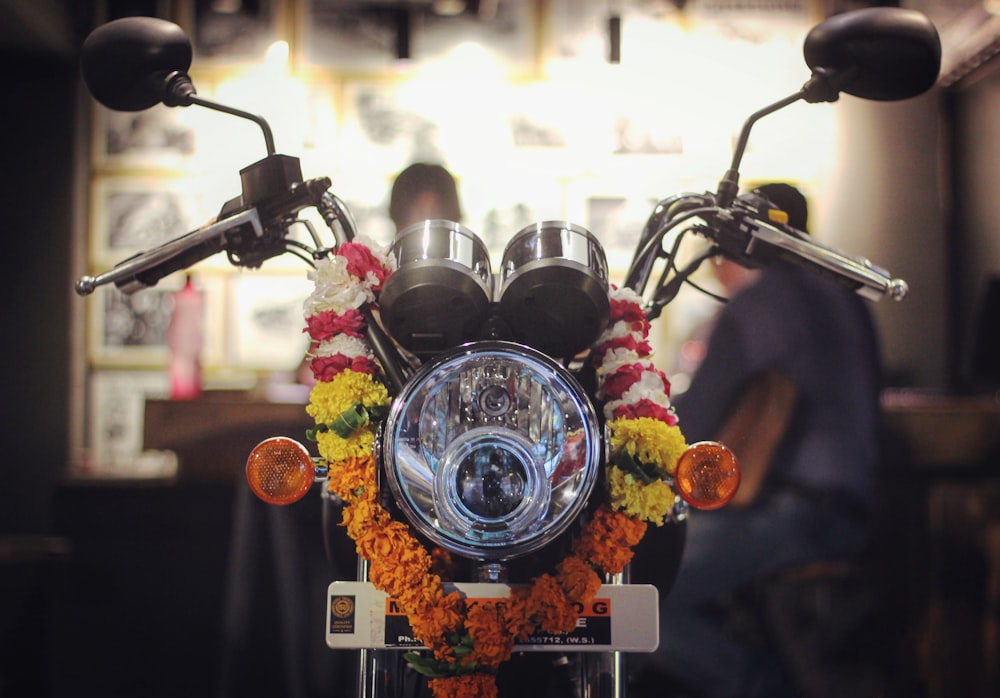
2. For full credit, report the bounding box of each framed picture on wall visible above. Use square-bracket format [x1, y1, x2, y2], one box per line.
[88, 273, 225, 367]
[301, 0, 536, 70]
[94, 104, 199, 168]
[192, 0, 279, 63]
[339, 80, 449, 174]
[300, 0, 398, 70]
[89, 176, 215, 265]
[458, 172, 563, 257]
[87, 369, 170, 474]
[227, 271, 314, 371]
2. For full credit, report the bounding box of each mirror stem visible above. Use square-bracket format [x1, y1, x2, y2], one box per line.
[161, 71, 277, 156]
[189, 95, 277, 155]
[716, 89, 805, 207]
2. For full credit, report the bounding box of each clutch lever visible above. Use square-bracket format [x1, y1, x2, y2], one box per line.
[75, 208, 264, 296]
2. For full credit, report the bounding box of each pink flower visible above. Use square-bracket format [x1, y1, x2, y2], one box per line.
[304, 308, 367, 342]
[311, 354, 377, 381]
[339, 242, 390, 291]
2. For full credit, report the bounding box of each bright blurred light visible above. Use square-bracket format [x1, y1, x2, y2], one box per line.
[265, 40, 290, 73]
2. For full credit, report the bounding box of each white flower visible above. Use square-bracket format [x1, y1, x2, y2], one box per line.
[304, 256, 371, 315]
[600, 351, 654, 378]
[609, 285, 644, 306]
[313, 334, 373, 360]
[595, 319, 641, 345]
[602, 370, 673, 419]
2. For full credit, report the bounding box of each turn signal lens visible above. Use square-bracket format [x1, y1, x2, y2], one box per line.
[246, 437, 315, 505]
[674, 441, 740, 510]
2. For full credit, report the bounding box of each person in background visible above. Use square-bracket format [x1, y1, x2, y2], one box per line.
[388, 162, 462, 232]
[629, 182, 882, 698]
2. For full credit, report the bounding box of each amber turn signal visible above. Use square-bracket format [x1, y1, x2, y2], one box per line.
[246, 437, 316, 505]
[674, 441, 740, 510]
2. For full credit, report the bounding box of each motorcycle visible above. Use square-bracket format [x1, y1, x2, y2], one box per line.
[75, 7, 940, 698]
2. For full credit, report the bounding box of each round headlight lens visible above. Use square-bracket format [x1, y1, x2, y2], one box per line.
[382, 341, 601, 560]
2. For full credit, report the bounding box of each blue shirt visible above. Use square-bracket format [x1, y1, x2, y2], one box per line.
[674, 261, 881, 508]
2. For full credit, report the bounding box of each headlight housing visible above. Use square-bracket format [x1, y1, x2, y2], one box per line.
[382, 341, 601, 560]
[498, 221, 610, 358]
[378, 220, 492, 357]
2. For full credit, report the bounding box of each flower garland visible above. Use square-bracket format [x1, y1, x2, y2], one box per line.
[302, 239, 689, 698]
[592, 285, 688, 525]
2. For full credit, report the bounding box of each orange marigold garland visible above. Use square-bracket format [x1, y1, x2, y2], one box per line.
[304, 240, 692, 698]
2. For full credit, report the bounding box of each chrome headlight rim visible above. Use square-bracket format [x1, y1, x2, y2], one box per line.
[382, 340, 601, 561]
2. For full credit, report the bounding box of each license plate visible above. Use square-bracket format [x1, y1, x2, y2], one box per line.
[326, 581, 659, 652]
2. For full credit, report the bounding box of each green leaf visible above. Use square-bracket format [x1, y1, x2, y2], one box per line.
[331, 404, 369, 438]
[612, 450, 667, 484]
[403, 652, 454, 678]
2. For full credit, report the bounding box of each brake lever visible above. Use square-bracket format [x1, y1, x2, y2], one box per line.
[746, 219, 909, 301]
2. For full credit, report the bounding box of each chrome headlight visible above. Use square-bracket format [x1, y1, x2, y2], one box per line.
[382, 341, 601, 560]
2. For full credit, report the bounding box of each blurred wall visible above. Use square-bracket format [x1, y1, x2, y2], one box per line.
[946, 65, 1000, 390]
[819, 89, 948, 389]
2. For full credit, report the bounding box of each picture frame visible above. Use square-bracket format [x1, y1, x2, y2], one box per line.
[338, 79, 450, 175]
[93, 103, 199, 169]
[89, 175, 216, 266]
[87, 369, 170, 474]
[226, 271, 314, 371]
[565, 176, 664, 273]
[88, 272, 225, 367]
[191, 0, 279, 64]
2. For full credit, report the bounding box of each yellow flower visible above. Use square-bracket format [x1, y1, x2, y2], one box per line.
[307, 370, 390, 423]
[607, 417, 687, 474]
[316, 427, 375, 463]
[607, 467, 676, 525]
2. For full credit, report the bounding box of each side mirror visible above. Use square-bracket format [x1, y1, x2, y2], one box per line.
[803, 7, 942, 102]
[79, 16, 277, 154]
[716, 7, 941, 204]
[80, 16, 194, 111]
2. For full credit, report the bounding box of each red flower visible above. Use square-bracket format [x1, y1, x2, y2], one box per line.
[609, 297, 650, 328]
[591, 335, 652, 366]
[304, 308, 367, 341]
[339, 242, 390, 291]
[601, 363, 646, 400]
[612, 398, 678, 426]
[310, 354, 377, 381]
